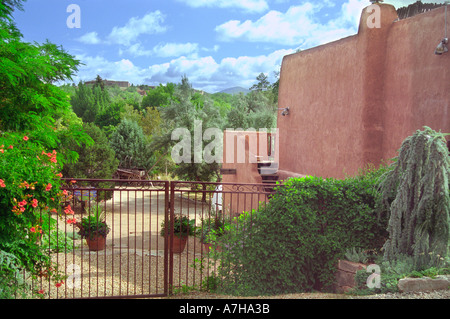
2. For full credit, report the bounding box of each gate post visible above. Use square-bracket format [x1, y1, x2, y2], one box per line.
[165, 181, 175, 295]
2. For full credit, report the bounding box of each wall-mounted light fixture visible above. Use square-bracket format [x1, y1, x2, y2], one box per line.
[435, 1, 449, 55]
[278, 107, 290, 116]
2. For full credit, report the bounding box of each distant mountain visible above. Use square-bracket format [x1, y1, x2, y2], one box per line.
[218, 87, 250, 95]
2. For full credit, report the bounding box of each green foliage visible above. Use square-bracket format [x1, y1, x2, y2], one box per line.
[0, 132, 73, 296]
[0, 14, 80, 133]
[352, 254, 450, 296]
[249, 73, 270, 92]
[95, 99, 125, 128]
[199, 212, 230, 244]
[142, 83, 176, 109]
[109, 118, 155, 171]
[0, 249, 29, 299]
[160, 215, 196, 238]
[344, 247, 369, 264]
[61, 122, 119, 180]
[154, 78, 224, 183]
[379, 127, 450, 270]
[70, 82, 111, 124]
[75, 205, 110, 240]
[216, 168, 389, 296]
[0, 2, 89, 297]
[225, 91, 277, 130]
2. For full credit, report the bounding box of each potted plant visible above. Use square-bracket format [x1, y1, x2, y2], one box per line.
[75, 205, 110, 251]
[160, 215, 196, 253]
[199, 214, 229, 252]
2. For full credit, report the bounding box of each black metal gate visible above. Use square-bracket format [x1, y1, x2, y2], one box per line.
[24, 179, 273, 299]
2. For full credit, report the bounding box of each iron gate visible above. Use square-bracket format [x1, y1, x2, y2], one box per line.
[23, 179, 274, 299]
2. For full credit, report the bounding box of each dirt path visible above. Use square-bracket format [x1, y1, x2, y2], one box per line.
[69, 188, 212, 253]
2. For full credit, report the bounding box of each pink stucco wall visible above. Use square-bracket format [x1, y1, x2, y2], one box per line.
[277, 4, 449, 179]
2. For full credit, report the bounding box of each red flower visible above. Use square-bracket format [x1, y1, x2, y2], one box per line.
[30, 227, 36, 233]
[31, 198, 38, 208]
[23, 136, 29, 141]
[67, 218, 77, 224]
[45, 183, 52, 191]
[0, 179, 5, 188]
[64, 205, 74, 215]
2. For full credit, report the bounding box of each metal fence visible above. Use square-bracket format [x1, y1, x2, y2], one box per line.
[23, 179, 275, 299]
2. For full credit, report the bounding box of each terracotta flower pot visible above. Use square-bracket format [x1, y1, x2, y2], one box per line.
[171, 235, 187, 253]
[85, 235, 107, 251]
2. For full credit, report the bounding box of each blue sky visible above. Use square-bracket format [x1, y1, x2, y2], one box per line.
[12, 0, 447, 93]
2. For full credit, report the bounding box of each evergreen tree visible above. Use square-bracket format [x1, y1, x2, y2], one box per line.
[379, 127, 450, 270]
[250, 72, 270, 92]
[109, 118, 155, 171]
[70, 81, 110, 123]
[70, 82, 96, 122]
[61, 122, 119, 180]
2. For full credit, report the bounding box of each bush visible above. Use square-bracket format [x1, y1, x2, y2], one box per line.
[0, 249, 29, 299]
[0, 133, 74, 296]
[216, 166, 389, 296]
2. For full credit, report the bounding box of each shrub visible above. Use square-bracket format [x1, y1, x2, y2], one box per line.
[216, 167, 389, 296]
[0, 133, 75, 296]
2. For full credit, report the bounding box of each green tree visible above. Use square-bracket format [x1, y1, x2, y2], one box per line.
[0, 4, 79, 136]
[70, 81, 110, 123]
[154, 77, 224, 184]
[110, 118, 155, 171]
[95, 99, 125, 128]
[141, 83, 176, 109]
[249, 72, 270, 92]
[70, 82, 96, 122]
[0, 0, 92, 297]
[61, 123, 119, 180]
[379, 127, 450, 270]
[225, 91, 276, 130]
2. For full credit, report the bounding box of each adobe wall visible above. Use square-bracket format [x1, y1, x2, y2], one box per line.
[221, 130, 268, 216]
[277, 4, 449, 179]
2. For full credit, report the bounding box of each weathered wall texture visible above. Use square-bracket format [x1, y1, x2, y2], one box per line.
[277, 4, 449, 179]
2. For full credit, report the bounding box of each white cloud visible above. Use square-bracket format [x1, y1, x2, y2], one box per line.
[153, 42, 200, 58]
[77, 31, 101, 44]
[72, 54, 146, 85]
[73, 48, 294, 92]
[175, 0, 269, 13]
[215, 0, 368, 48]
[107, 11, 167, 46]
[122, 42, 220, 59]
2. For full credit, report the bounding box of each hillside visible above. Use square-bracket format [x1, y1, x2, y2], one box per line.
[218, 86, 250, 95]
